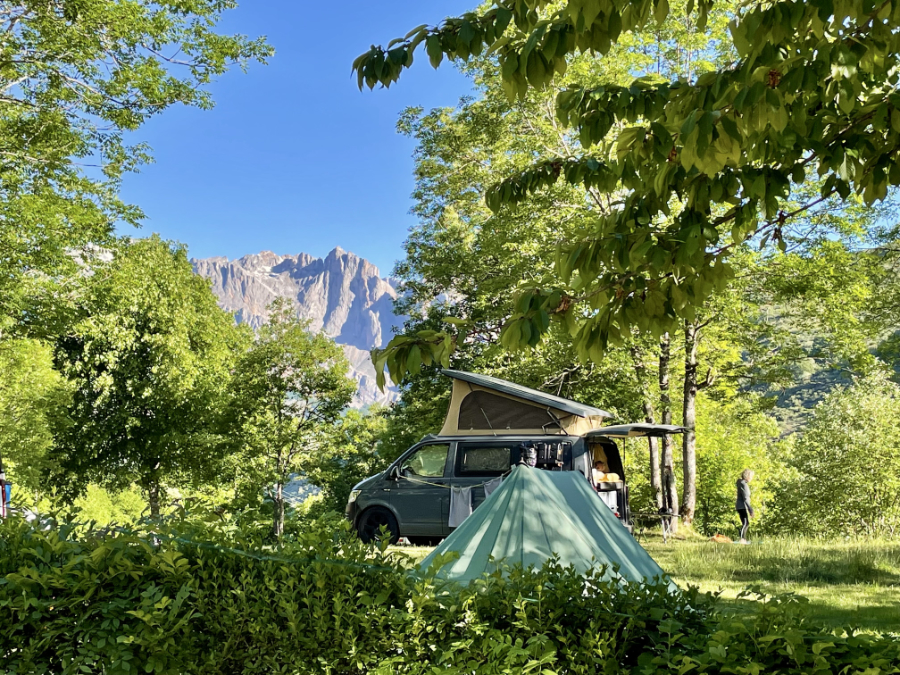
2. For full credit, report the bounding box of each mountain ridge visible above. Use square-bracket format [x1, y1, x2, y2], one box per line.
[192, 247, 404, 407]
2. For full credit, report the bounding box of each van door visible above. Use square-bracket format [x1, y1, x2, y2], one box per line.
[585, 424, 687, 530]
[447, 440, 517, 527]
[391, 442, 452, 537]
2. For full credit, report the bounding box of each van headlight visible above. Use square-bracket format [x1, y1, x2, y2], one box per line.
[348, 490, 361, 504]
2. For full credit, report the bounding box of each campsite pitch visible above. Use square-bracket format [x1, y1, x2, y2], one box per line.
[394, 536, 900, 633]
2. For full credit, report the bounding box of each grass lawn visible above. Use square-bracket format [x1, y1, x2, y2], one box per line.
[641, 535, 900, 632]
[392, 535, 900, 633]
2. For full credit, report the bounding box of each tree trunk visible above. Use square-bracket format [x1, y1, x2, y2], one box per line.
[143, 457, 164, 518]
[681, 321, 701, 526]
[630, 346, 662, 509]
[273, 481, 285, 538]
[0, 448, 7, 518]
[147, 478, 161, 518]
[659, 332, 679, 531]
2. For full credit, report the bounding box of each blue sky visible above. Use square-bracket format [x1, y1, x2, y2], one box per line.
[118, 1, 475, 277]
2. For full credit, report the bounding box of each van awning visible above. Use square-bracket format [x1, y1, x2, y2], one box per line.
[586, 424, 687, 439]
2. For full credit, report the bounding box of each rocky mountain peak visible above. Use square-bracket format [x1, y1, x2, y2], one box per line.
[192, 247, 403, 407]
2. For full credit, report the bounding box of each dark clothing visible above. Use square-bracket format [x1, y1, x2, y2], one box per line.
[735, 478, 753, 514]
[736, 478, 754, 540]
[737, 508, 750, 540]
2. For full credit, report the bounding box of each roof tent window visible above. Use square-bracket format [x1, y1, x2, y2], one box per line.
[458, 390, 553, 430]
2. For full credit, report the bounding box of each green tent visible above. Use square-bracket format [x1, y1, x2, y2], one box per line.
[418, 465, 670, 585]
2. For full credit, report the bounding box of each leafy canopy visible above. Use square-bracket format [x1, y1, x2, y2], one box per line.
[0, 1, 271, 331]
[768, 371, 900, 536]
[228, 299, 355, 535]
[50, 236, 245, 513]
[0, 338, 70, 503]
[386, 79, 653, 425]
[357, 0, 900, 380]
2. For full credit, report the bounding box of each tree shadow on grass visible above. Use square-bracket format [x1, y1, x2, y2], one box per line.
[726, 563, 900, 585]
[717, 594, 900, 633]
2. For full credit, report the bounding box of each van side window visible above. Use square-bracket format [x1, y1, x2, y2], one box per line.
[400, 444, 450, 478]
[456, 443, 514, 476]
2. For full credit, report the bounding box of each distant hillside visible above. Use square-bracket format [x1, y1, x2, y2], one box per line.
[192, 247, 404, 407]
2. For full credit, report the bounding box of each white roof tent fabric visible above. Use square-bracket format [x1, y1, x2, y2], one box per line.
[418, 465, 671, 585]
[439, 370, 613, 436]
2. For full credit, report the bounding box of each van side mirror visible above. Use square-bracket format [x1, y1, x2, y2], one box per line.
[389, 465, 401, 481]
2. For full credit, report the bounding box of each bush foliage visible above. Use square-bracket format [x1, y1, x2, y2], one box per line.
[767, 372, 900, 537]
[1, 516, 898, 674]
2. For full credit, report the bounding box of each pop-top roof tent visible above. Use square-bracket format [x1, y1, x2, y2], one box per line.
[439, 369, 613, 436]
[418, 465, 670, 585]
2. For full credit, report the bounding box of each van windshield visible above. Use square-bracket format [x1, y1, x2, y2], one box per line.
[400, 444, 450, 477]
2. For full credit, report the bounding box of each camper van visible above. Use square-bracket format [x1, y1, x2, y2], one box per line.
[346, 370, 683, 544]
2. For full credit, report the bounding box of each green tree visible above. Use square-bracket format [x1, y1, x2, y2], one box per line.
[692, 395, 779, 535]
[768, 371, 900, 537]
[381, 10, 756, 525]
[50, 236, 244, 516]
[357, 0, 900, 370]
[0, 338, 70, 507]
[725, 193, 900, 433]
[367, 0, 900, 527]
[304, 407, 389, 514]
[0, 1, 271, 333]
[380, 80, 645, 468]
[229, 299, 355, 537]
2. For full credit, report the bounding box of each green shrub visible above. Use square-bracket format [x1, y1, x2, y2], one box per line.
[0, 512, 408, 675]
[1, 515, 898, 674]
[374, 560, 709, 675]
[767, 372, 900, 537]
[0, 517, 198, 674]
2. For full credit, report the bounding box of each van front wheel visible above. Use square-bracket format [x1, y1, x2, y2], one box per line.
[357, 507, 400, 544]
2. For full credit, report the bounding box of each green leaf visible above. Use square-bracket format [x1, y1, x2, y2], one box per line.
[442, 317, 468, 327]
[407, 345, 422, 373]
[501, 54, 519, 81]
[752, 175, 766, 198]
[495, 7, 513, 35]
[654, 0, 669, 24]
[525, 52, 546, 87]
[458, 21, 475, 47]
[680, 110, 699, 138]
[720, 115, 740, 142]
[426, 35, 443, 68]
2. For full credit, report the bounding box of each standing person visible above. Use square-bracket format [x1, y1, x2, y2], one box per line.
[736, 469, 755, 544]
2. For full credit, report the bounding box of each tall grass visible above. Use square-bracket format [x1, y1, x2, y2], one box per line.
[654, 537, 900, 585]
[642, 536, 900, 630]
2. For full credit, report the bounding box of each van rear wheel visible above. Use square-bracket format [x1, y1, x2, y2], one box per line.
[357, 507, 400, 544]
